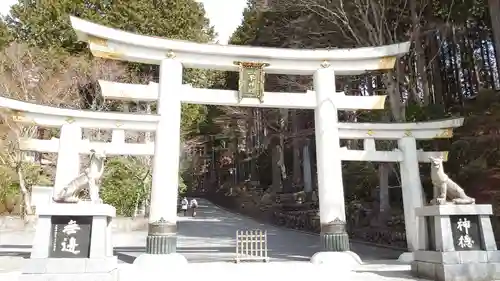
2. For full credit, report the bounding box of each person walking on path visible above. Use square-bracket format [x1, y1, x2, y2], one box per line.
[181, 197, 189, 216]
[190, 198, 198, 217]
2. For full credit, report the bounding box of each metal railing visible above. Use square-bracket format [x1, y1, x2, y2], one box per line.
[235, 229, 269, 263]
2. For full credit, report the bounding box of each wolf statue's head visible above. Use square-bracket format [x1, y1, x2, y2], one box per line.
[90, 148, 106, 160]
[429, 156, 444, 170]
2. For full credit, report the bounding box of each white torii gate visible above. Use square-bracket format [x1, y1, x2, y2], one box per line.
[0, 15, 465, 270]
[71, 17, 464, 266]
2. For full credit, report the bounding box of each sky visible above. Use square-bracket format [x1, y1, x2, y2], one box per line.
[0, 0, 246, 44]
[198, 0, 247, 44]
[0, 0, 16, 16]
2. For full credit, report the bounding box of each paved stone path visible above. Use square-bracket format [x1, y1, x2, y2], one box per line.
[0, 199, 429, 281]
[115, 199, 405, 263]
[1, 199, 403, 264]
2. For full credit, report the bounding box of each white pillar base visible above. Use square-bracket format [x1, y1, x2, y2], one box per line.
[397, 252, 414, 263]
[310, 251, 362, 270]
[133, 253, 188, 269]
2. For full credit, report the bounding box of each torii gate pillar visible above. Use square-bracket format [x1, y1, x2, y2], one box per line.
[133, 58, 187, 267]
[310, 66, 361, 267]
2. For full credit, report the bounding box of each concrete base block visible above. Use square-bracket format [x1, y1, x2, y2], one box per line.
[397, 252, 413, 263]
[412, 250, 500, 281]
[412, 260, 500, 281]
[19, 257, 118, 281]
[22, 257, 118, 274]
[310, 251, 362, 270]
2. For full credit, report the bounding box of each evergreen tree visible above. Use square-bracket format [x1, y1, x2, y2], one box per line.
[6, 0, 216, 135]
[7, 0, 214, 53]
[7, 1, 112, 53]
[0, 18, 11, 49]
[230, 0, 261, 45]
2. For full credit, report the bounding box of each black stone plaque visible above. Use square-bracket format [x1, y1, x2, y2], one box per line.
[48, 216, 92, 258]
[450, 215, 482, 251]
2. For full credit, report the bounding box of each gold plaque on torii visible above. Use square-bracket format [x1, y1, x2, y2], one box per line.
[234, 61, 269, 103]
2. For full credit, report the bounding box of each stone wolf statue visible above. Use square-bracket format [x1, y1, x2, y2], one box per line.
[53, 149, 106, 204]
[429, 156, 475, 205]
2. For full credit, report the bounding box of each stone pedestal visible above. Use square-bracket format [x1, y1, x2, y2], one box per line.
[412, 204, 500, 281]
[20, 203, 118, 281]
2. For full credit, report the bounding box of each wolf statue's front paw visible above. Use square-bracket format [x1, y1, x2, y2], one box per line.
[92, 199, 103, 204]
[436, 197, 447, 205]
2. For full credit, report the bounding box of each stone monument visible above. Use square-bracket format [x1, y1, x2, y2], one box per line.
[411, 157, 500, 281]
[19, 149, 118, 281]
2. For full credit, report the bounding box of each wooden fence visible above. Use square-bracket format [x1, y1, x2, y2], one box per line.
[235, 229, 269, 263]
